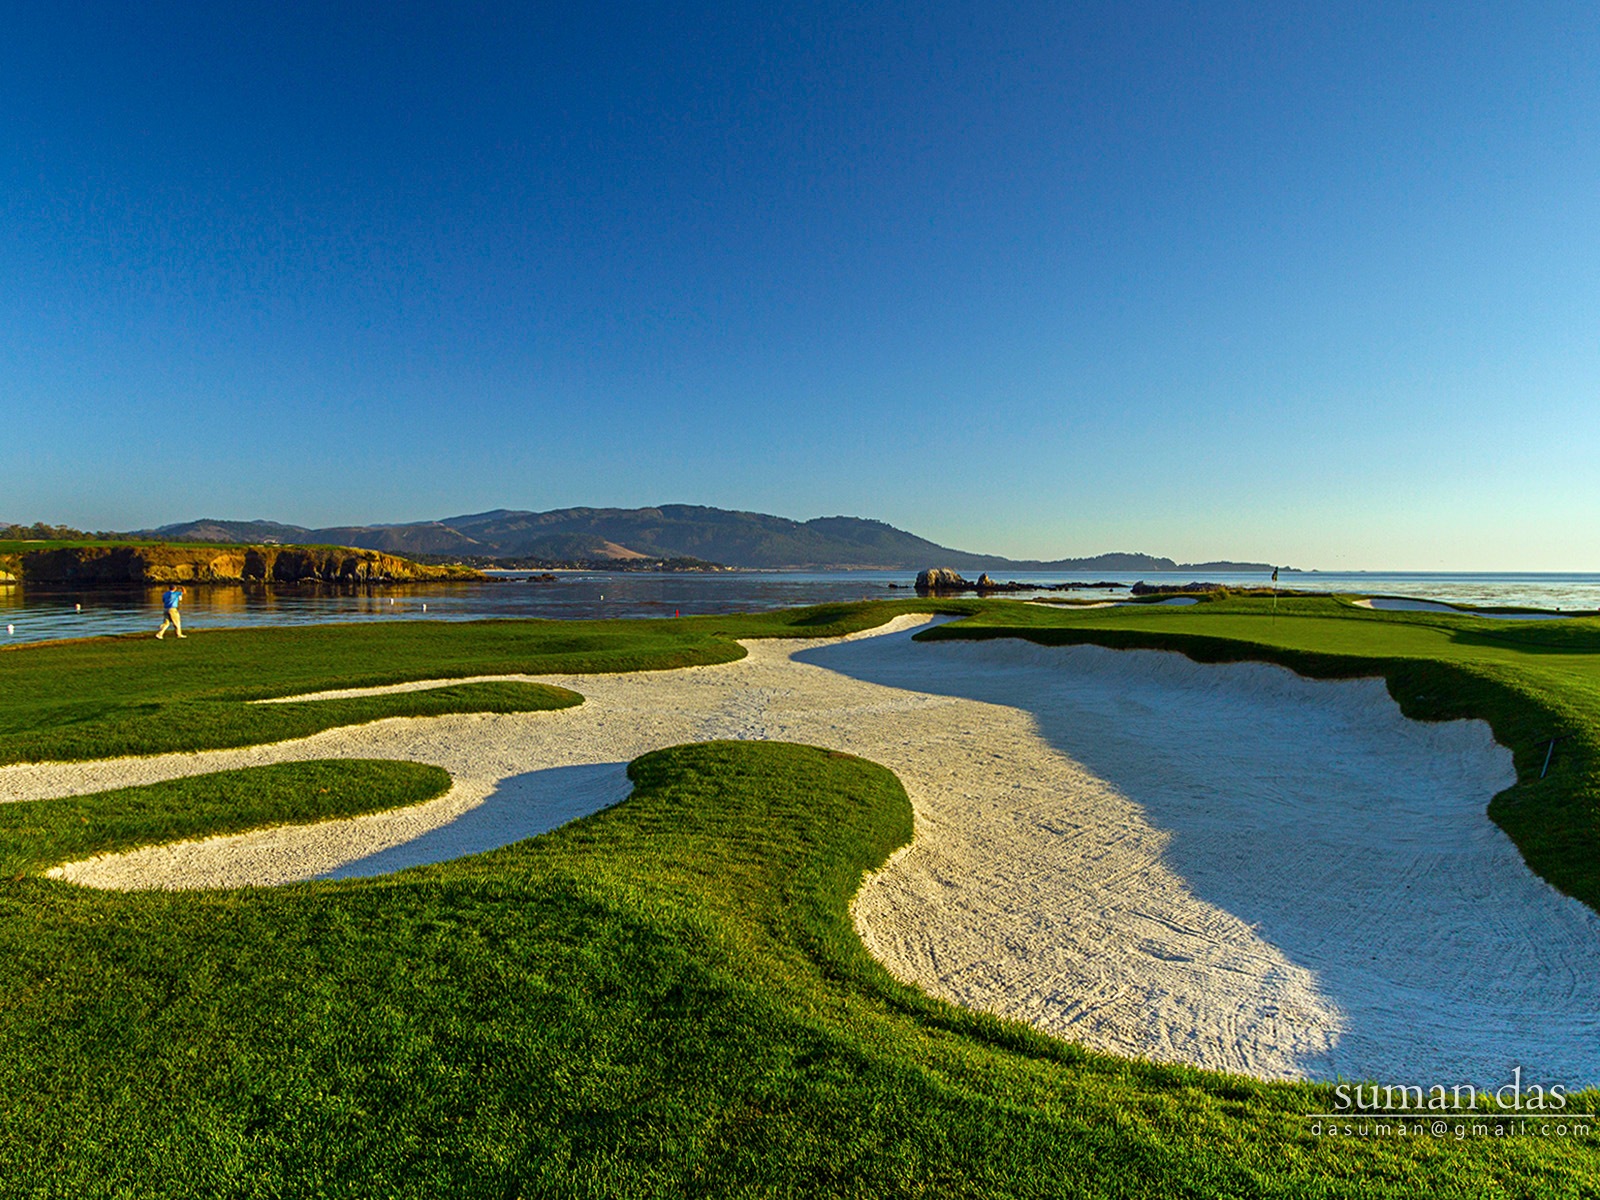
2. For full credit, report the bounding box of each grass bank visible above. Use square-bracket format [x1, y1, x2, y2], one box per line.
[3, 741, 1592, 1196]
[0, 759, 450, 880]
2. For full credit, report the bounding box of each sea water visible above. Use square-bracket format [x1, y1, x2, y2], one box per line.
[3, 569, 1599, 646]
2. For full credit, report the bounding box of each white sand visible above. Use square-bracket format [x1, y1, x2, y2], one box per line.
[1028, 596, 1201, 609]
[5, 615, 1598, 1087]
[1355, 597, 1574, 620]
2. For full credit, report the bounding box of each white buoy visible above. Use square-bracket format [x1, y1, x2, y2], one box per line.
[422, 603, 427, 612]
[76, 603, 82, 611]
[5, 624, 12, 636]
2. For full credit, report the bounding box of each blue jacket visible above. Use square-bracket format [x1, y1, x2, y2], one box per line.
[162, 589, 183, 610]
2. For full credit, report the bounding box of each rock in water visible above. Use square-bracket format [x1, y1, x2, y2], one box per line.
[915, 567, 970, 594]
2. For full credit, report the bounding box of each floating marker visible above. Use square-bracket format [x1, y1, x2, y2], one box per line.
[422, 603, 427, 612]
[75, 603, 82, 611]
[5, 624, 11, 636]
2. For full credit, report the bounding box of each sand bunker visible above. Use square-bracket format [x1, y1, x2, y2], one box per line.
[5, 615, 1598, 1087]
[1028, 596, 1201, 609]
[1355, 597, 1573, 619]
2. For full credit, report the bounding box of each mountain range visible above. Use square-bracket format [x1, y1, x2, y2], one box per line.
[141, 506, 1274, 573]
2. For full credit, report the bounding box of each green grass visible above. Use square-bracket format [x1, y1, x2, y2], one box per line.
[0, 538, 186, 554]
[0, 679, 582, 766]
[5, 596, 1600, 1193]
[4, 591, 1598, 913]
[0, 759, 451, 880]
[2, 741, 1593, 1197]
[0, 602, 977, 765]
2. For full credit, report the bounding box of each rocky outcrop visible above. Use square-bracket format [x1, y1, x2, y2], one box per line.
[15, 544, 482, 586]
[916, 567, 1130, 596]
[1129, 581, 1224, 596]
[915, 567, 971, 594]
[0, 554, 18, 583]
[239, 547, 477, 584]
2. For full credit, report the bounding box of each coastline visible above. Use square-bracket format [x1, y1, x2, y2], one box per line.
[7, 568, 1600, 647]
[1, 542, 482, 587]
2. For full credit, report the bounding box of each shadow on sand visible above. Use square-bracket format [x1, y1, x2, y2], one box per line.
[319, 760, 632, 881]
[797, 627, 1600, 1085]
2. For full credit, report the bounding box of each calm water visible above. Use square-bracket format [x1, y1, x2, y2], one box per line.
[3, 569, 1599, 646]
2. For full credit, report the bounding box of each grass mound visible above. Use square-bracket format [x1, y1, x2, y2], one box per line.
[0, 759, 451, 880]
[0, 679, 582, 765]
[0, 741, 1592, 1195]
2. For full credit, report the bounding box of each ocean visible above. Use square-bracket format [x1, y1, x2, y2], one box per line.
[3, 569, 1599, 646]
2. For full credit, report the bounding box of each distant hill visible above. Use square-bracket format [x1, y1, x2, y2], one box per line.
[142, 506, 1273, 573]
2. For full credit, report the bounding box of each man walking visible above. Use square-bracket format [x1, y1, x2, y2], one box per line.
[156, 585, 187, 639]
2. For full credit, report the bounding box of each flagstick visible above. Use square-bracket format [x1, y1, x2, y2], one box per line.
[1271, 567, 1279, 626]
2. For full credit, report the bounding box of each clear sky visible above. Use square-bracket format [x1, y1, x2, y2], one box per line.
[3, 2, 1596, 568]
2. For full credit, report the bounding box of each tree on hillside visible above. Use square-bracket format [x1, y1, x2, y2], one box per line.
[0, 522, 99, 540]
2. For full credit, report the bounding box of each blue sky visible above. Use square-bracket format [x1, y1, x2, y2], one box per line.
[2, 2, 1596, 568]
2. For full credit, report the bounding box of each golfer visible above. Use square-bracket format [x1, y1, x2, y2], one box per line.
[156, 585, 187, 639]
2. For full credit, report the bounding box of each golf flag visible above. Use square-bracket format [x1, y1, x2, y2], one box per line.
[1271, 567, 1279, 582]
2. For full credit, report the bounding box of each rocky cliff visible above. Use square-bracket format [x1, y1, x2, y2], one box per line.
[14, 545, 483, 586]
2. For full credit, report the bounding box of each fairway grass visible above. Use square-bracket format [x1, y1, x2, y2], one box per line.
[3, 598, 1599, 1193]
[2, 742, 1594, 1196]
